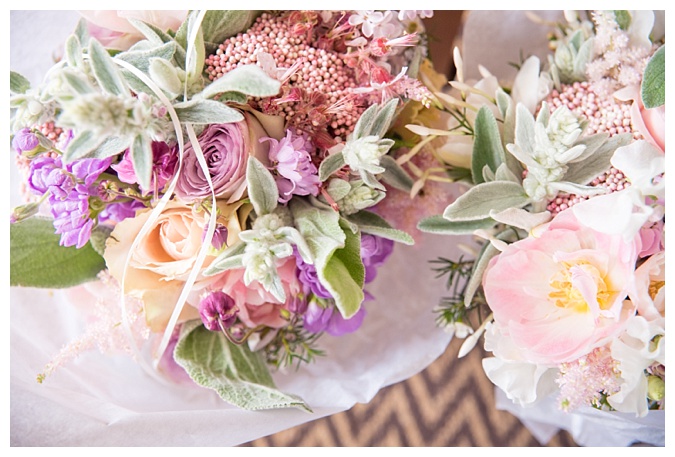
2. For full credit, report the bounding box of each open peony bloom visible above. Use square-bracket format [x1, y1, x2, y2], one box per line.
[482, 209, 640, 365]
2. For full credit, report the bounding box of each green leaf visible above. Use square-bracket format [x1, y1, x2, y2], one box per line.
[203, 242, 246, 276]
[65, 35, 83, 70]
[563, 133, 632, 185]
[347, 211, 414, 245]
[290, 198, 365, 318]
[174, 321, 311, 411]
[352, 103, 378, 140]
[443, 181, 530, 222]
[10, 71, 31, 94]
[471, 106, 505, 184]
[198, 10, 259, 55]
[247, 156, 279, 216]
[368, 98, 399, 138]
[131, 134, 153, 190]
[89, 225, 113, 257]
[201, 64, 281, 99]
[174, 99, 244, 124]
[72, 18, 90, 47]
[417, 215, 496, 235]
[641, 45, 665, 108]
[322, 219, 365, 319]
[614, 10, 632, 30]
[88, 136, 131, 160]
[61, 70, 94, 95]
[10, 217, 105, 288]
[379, 155, 414, 192]
[116, 42, 178, 73]
[63, 130, 104, 162]
[185, 13, 206, 84]
[89, 39, 127, 96]
[318, 151, 346, 181]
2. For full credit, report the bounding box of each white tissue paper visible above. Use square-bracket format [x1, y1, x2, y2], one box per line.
[9, 10, 459, 446]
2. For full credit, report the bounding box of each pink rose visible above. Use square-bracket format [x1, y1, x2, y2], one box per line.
[175, 112, 273, 203]
[209, 258, 302, 329]
[79, 10, 188, 50]
[482, 209, 640, 365]
[615, 85, 665, 153]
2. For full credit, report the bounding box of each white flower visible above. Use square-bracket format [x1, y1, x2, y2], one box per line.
[397, 10, 433, 21]
[608, 315, 665, 416]
[342, 135, 393, 175]
[482, 323, 558, 406]
[573, 140, 664, 240]
[348, 10, 385, 38]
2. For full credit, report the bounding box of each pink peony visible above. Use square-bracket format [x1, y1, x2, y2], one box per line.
[615, 85, 665, 153]
[482, 209, 641, 365]
[209, 258, 302, 329]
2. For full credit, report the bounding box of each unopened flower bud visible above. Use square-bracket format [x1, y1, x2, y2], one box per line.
[10, 201, 40, 224]
[199, 291, 239, 331]
[647, 375, 665, 401]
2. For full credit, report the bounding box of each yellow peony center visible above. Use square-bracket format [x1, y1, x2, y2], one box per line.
[549, 261, 611, 314]
[649, 280, 665, 301]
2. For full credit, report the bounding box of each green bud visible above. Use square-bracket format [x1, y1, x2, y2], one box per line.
[647, 375, 665, 401]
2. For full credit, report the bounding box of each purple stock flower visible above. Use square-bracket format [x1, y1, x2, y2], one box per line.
[112, 141, 177, 194]
[294, 248, 332, 299]
[199, 291, 239, 331]
[303, 301, 367, 336]
[51, 194, 95, 249]
[202, 223, 229, 250]
[262, 130, 321, 204]
[360, 234, 394, 283]
[98, 199, 145, 224]
[12, 128, 39, 155]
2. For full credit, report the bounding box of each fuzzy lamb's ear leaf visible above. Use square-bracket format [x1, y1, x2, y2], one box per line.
[174, 321, 311, 411]
[471, 106, 505, 185]
[89, 38, 128, 96]
[247, 156, 279, 216]
[641, 45, 665, 108]
[368, 98, 399, 138]
[10, 71, 31, 94]
[10, 217, 105, 288]
[563, 133, 632, 185]
[443, 181, 530, 222]
[177, 11, 259, 56]
[63, 130, 104, 163]
[347, 210, 414, 245]
[203, 242, 246, 276]
[174, 99, 244, 124]
[130, 134, 153, 190]
[351, 104, 378, 140]
[319, 151, 346, 181]
[379, 156, 414, 192]
[201, 64, 281, 99]
[417, 215, 496, 235]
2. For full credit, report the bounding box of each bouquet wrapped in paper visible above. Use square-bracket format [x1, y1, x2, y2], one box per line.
[413, 10, 665, 445]
[9, 9, 446, 421]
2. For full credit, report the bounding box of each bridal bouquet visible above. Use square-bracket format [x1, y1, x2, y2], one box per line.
[9, 10, 435, 412]
[415, 10, 665, 419]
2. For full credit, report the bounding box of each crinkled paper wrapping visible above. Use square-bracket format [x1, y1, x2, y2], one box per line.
[495, 389, 666, 447]
[9, 10, 460, 446]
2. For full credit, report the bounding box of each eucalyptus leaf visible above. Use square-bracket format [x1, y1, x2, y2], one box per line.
[347, 211, 414, 245]
[89, 39, 127, 96]
[641, 45, 665, 108]
[247, 156, 279, 216]
[443, 181, 530, 222]
[130, 134, 153, 190]
[471, 106, 505, 184]
[174, 321, 311, 411]
[10, 217, 105, 288]
[201, 64, 281, 99]
[417, 215, 496, 235]
[379, 155, 414, 192]
[318, 151, 346, 181]
[174, 99, 244, 124]
[10, 71, 31, 94]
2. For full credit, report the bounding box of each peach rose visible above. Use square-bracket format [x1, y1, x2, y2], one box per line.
[482, 209, 640, 365]
[615, 85, 665, 153]
[104, 200, 252, 332]
[208, 257, 302, 329]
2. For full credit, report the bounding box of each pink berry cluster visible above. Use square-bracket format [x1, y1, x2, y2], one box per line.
[544, 81, 638, 214]
[205, 12, 366, 150]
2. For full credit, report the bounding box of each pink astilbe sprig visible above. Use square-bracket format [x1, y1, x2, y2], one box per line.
[37, 271, 150, 383]
[556, 346, 622, 412]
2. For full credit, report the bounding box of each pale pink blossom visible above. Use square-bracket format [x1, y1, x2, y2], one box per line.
[615, 85, 665, 153]
[482, 209, 640, 365]
[208, 258, 301, 329]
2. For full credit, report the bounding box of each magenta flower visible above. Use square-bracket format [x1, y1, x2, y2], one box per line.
[199, 291, 239, 331]
[112, 141, 177, 194]
[98, 199, 145, 224]
[262, 129, 320, 204]
[12, 128, 39, 155]
[202, 223, 229, 250]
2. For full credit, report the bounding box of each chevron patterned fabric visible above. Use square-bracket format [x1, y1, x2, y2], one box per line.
[245, 337, 577, 446]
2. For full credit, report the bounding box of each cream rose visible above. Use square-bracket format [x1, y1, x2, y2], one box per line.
[104, 200, 252, 332]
